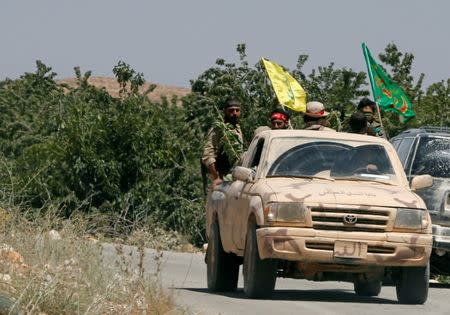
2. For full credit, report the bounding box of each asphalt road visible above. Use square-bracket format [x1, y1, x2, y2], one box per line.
[102, 244, 450, 315]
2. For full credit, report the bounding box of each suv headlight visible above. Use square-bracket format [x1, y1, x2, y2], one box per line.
[394, 208, 429, 230]
[264, 203, 308, 223]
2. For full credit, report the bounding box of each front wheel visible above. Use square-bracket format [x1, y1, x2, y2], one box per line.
[243, 219, 277, 298]
[395, 263, 429, 304]
[354, 280, 382, 296]
[206, 220, 239, 291]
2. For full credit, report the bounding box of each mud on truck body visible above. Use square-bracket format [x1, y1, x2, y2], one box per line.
[206, 130, 433, 304]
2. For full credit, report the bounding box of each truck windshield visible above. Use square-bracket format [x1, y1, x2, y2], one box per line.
[411, 137, 450, 178]
[266, 139, 396, 182]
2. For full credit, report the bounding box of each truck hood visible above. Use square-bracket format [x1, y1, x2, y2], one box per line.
[264, 178, 424, 209]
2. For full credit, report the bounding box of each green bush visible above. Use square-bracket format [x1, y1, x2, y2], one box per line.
[0, 43, 448, 246]
[0, 61, 205, 244]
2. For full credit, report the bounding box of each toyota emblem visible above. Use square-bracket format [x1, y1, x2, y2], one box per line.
[343, 214, 357, 224]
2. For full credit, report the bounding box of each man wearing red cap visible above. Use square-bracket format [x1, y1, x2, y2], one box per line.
[270, 106, 291, 130]
[252, 105, 292, 138]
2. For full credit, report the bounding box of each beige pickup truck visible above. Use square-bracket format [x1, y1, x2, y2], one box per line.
[206, 130, 433, 304]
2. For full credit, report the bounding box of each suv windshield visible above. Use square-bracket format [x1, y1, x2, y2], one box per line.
[266, 138, 396, 182]
[411, 136, 450, 178]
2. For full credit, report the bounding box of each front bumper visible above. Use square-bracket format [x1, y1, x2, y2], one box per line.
[257, 227, 432, 267]
[432, 224, 450, 251]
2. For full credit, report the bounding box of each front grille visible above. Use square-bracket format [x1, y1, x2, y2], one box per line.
[305, 241, 334, 251]
[368, 245, 395, 254]
[305, 241, 396, 254]
[311, 207, 390, 232]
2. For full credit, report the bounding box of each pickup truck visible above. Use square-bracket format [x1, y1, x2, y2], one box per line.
[206, 129, 432, 304]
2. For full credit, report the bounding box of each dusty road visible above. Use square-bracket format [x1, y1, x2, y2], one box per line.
[102, 244, 450, 315]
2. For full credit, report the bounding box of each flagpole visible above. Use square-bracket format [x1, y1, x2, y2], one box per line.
[362, 43, 388, 139]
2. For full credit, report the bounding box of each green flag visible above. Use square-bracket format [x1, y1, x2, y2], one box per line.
[362, 43, 415, 122]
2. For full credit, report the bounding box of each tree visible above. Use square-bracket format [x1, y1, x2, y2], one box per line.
[1, 43, 447, 246]
[416, 79, 450, 127]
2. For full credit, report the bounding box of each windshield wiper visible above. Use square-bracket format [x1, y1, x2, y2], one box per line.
[334, 176, 395, 186]
[268, 175, 335, 181]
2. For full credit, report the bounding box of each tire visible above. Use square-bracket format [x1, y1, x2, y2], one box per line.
[354, 280, 382, 296]
[243, 219, 277, 298]
[206, 219, 239, 292]
[395, 263, 429, 304]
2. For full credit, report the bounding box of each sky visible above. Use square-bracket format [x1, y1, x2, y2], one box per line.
[1, 0, 449, 88]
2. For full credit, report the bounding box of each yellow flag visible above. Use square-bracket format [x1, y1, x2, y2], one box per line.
[261, 58, 306, 112]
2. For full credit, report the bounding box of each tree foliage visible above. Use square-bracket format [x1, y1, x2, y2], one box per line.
[0, 60, 204, 243]
[0, 43, 448, 245]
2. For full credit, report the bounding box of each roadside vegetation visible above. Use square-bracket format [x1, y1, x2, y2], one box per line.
[0, 206, 187, 314]
[0, 42, 448, 309]
[0, 43, 448, 249]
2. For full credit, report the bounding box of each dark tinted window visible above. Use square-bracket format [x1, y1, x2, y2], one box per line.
[251, 139, 265, 168]
[411, 137, 450, 178]
[396, 137, 414, 166]
[268, 142, 351, 176]
[404, 137, 419, 175]
[330, 144, 395, 178]
[391, 138, 401, 150]
[267, 142, 394, 180]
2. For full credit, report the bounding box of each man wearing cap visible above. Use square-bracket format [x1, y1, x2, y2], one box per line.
[357, 97, 383, 137]
[202, 98, 244, 191]
[270, 106, 292, 130]
[252, 102, 293, 139]
[303, 101, 335, 131]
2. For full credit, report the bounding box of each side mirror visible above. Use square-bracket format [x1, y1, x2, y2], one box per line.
[411, 174, 433, 191]
[232, 166, 254, 182]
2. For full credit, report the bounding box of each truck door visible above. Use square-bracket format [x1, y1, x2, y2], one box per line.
[232, 138, 265, 250]
[222, 136, 259, 251]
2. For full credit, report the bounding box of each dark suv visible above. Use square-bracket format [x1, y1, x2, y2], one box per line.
[391, 127, 450, 273]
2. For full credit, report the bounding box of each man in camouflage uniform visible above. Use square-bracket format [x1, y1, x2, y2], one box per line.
[202, 98, 244, 191]
[302, 101, 335, 131]
[357, 98, 383, 137]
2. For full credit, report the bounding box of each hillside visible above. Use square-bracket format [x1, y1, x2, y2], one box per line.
[59, 76, 190, 104]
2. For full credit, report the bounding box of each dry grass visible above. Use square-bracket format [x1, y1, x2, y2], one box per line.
[58, 76, 190, 105]
[125, 225, 199, 253]
[0, 207, 189, 314]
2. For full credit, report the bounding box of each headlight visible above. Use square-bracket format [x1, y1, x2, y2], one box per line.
[264, 203, 307, 223]
[394, 208, 429, 230]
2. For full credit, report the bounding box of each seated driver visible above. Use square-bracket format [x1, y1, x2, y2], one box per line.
[350, 145, 382, 174]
